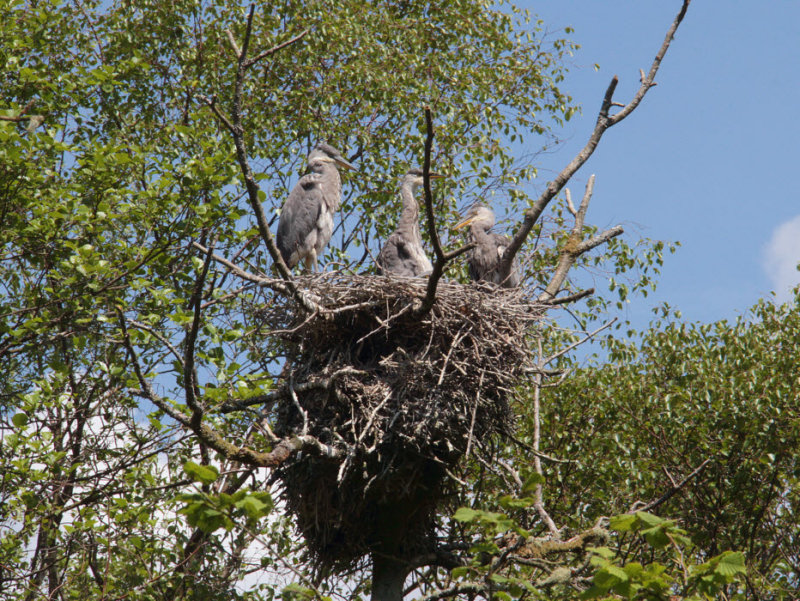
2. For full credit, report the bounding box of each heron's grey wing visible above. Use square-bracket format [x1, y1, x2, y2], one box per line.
[277, 175, 325, 266]
[468, 235, 498, 283]
[377, 233, 416, 277]
[492, 233, 520, 287]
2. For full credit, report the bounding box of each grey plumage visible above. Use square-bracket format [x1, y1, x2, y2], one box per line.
[377, 169, 442, 277]
[454, 205, 520, 288]
[277, 143, 355, 272]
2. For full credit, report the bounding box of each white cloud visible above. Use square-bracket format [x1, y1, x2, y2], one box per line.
[764, 214, 800, 303]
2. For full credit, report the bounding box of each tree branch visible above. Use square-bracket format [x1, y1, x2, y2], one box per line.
[117, 308, 340, 467]
[537, 176, 623, 303]
[184, 240, 215, 431]
[191, 241, 323, 314]
[499, 0, 691, 277]
[629, 458, 712, 513]
[541, 288, 595, 306]
[244, 30, 309, 69]
[229, 6, 294, 280]
[416, 108, 457, 317]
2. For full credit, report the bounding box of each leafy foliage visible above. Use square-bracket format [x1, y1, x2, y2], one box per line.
[0, 0, 757, 600]
[537, 291, 800, 599]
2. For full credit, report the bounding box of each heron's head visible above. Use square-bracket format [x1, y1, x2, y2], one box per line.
[403, 168, 444, 191]
[308, 143, 356, 172]
[453, 205, 496, 231]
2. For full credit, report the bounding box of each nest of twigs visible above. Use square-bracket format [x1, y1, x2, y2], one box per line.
[250, 273, 544, 573]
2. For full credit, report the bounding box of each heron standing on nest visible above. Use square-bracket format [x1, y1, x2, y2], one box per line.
[277, 143, 355, 272]
[376, 168, 443, 277]
[453, 204, 520, 288]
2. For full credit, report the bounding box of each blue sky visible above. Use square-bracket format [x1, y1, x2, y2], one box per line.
[516, 1, 800, 327]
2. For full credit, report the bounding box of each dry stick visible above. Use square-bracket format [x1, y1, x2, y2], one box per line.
[533, 339, 560, 537]
[629, 458, 713, 514]
[117, 310, 339, 467]
[498, 0, 692, 280]
[205, 6, 316, 313]
[184, 241, 215, 431]
[415, 107, 474, 317]
[538, 175, 623, 302]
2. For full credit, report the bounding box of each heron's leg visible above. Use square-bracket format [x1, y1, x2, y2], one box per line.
[303, 250, 317, 274]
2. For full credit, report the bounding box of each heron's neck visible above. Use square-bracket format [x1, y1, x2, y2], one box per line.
[398, 183, 422, 238]
[470, 222, 492, 243]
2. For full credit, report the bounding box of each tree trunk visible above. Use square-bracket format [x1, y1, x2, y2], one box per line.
[371, 553, 408, 601]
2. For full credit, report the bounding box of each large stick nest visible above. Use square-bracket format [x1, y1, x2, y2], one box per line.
[249, 273, 544, 572]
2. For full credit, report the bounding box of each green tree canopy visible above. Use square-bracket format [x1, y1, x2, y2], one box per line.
[0, 1, 754, 600]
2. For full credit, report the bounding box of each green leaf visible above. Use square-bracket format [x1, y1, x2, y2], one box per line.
[11, 413, 28, 428]
[634, 511, 666, 528]
[235, 494, 272, 519]
[521, 472, 545, 493]
[594, 565, 629, 588]
[609, 513, 637, 532]
[183, 460, 219, 485]
[713, 551, 746, 577]
[453, 507, 479, 522]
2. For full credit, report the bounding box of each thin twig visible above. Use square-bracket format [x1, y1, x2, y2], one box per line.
[498, 0, 692, 277]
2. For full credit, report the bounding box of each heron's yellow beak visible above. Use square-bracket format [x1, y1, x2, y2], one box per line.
[334, 157, 356, 171]
[428, 173, 445, 180]
[453, 216, 476, 231]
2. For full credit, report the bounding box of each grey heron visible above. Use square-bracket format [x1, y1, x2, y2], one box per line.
[277, 143, 355, 272]
[453, 205, 520, 288]
[376, 169, 443, 277]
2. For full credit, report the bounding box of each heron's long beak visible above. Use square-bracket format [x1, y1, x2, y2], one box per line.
[453, 215, 476, 231]
[334, 156, 356, 171]
[427, 172, 444, 179]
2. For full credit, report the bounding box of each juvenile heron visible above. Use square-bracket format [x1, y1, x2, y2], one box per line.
[376, 169, 443, 277]
[277, 143, 355, 272]
[453, 205, 520, 288]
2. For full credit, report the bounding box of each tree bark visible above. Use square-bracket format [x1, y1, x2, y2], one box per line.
[371, 553, 408, 601]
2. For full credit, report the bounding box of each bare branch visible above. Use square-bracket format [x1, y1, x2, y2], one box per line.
[539, 175, 592, 301]
[202, 4, 309, 296]
[230, 7, 293, 278]
[415, 108, 448, 316]
[629, 458, 712, 513]
[576, 225, 624, 255]
[225, 29, 241, 58]
[499, 0, 691, 276]
[542, 288, 595, 306]
[564, 188, 577, 217]
[544, 317, 617, 365]
[198, 95, 235, 135]
[191, 241, 323, 314]
[244, 30, 309, 69]
[184, 241, 215, 430]
[610, 0, 690, 125]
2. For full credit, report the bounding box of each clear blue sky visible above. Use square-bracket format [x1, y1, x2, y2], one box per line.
[517, 1, 800, 327]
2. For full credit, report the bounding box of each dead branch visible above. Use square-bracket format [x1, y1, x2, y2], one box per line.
[229, 6, 295, 282]
[498, 0, 691, 280]
[542, 288, 595, 306]
[629, 458, 713, 513]
[537, 176, 624, 302]
[245, 30, 309, 69]
[117, 308, 340, 467]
